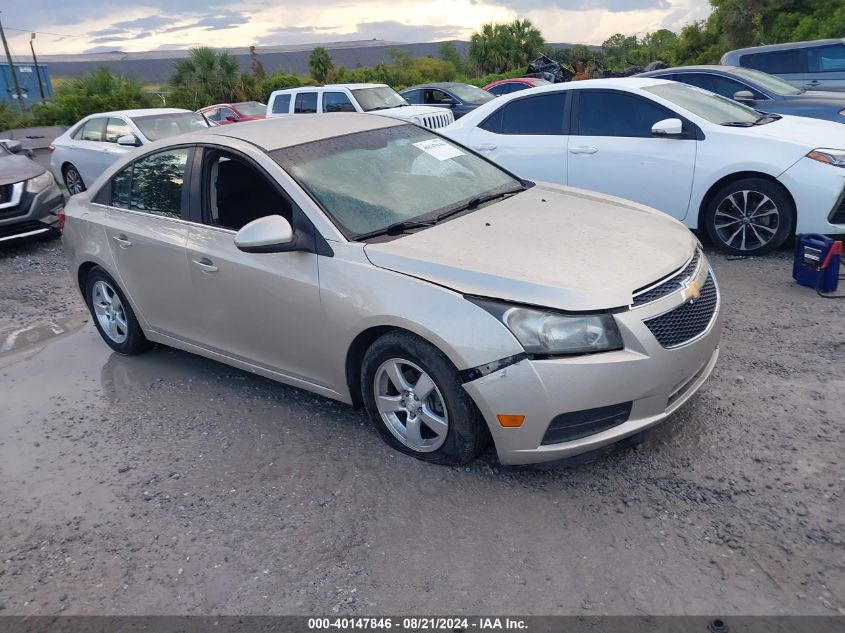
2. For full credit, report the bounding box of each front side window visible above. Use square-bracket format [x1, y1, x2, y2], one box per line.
[105, 117, 133, 143]
[272, 94, 291, 114]
[808, 44, 845, 72]
[203, 108, 221, 122]
[109, 148, 189, 219]
[204, 151, 292, 231]
[644, 82, 760, 126]
[577, 90, 674, 137]
[294, 92, 318, 114]
[272, 125, 521, 239]
[131, 113, 208, 141]
[426, 89, 453, 105]
[322, 92, 356, 113]
[709, 75, 766, 100]
[77, 118, 105, 141]
[218, 107, 237, 121]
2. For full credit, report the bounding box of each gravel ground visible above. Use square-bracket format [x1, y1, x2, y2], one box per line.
[0, 239, 843, 616]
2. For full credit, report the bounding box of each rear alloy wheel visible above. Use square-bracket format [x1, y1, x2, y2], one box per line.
[704, 178, 793, 255]
[84, 266, 152, 355]
[63, 164, 85, 195]
[361, 332, 489, 465]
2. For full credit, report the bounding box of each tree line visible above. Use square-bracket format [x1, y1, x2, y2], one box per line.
[1, 0, 842, 131]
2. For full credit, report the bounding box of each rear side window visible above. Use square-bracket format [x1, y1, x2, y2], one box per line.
[294, 92, 318, 114]
[487, 84, 512, 96]
[271, 94, 291, 114]
[674, 73, 715, 92]
[741, 49, 806, 74]
[808, 44, 845, 72]
[480, 93, 567, 135]
[322, 92, 356, 113]
[75, 118, 105, 141]
[105, 117, 132, 143]
[576, 91, 674, 138]
[402, 89, 423, 104]
[109, 148, 190, 219]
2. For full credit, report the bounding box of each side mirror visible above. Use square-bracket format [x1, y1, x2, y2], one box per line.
[1, 139, 23, 154]
[651, 118, 684, 138]
[117, 134, 141, 147]
[225, 114, 238, 122]
[234, 215, 297, 253]
[733, 90, 755, 104]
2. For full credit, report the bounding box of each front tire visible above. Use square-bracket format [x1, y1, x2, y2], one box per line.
[704, 177, 793, 255]
[361, 332, 489, 466]
[63, 164, 86, 195]
[84, 266, 152, 355]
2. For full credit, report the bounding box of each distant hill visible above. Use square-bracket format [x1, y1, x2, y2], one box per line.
[30, 39, 592, 83]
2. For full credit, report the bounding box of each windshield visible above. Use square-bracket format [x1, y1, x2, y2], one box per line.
[272, 125, 520, 239]
[351, 87, 409, 112]
[131, 112, 209, 141]
[234, 101, 267, 116]
[730, 68, 803, 95]
[447, 84, 495, 105]
[644, 82, 761, 125]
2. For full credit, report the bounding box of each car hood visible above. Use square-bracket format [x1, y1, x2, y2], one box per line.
[0, 154, 44, 186]
[736, 114, 845, 146]
[364, 184, 698, 312]
[782, 91, 845, 105]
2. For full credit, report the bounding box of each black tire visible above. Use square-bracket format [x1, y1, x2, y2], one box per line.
[361, 331, 489, 466]
[83, 266, 152, 355]
[704, 177, 793, 255]
[63, 164, 86, 195]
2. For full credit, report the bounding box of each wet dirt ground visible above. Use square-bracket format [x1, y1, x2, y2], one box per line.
[0, 239, 843, 615]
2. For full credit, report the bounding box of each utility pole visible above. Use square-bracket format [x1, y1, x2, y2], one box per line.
[30, 33, 45, 101]
[0, 12, 26, 113]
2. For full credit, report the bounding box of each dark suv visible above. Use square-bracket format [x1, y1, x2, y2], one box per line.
[0, 140, 64, 245]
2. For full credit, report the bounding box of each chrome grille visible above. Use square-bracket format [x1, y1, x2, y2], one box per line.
[0, 184, 13, 204]
[633, 250, 701, 307]
[420, 112, 454, 129]
[644, 273, 718, 348]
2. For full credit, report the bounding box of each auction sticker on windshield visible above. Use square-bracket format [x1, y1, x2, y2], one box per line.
[413, 139, 464, 161]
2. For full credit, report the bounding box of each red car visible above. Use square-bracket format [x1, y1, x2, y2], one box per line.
[198, 101, 266, 125]
[482, 77, 551, 96]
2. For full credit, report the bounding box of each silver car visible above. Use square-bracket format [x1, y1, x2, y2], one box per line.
[62, 114, 722, 466]
[50, 108, 210, 196]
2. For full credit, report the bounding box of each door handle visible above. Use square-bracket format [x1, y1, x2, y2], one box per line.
[569, 146, 598, 155]
[192, 257, 218, 273]
[473, 143, 497, 151]
[806, 80, 820, 86]
[112, 234, 131, 248]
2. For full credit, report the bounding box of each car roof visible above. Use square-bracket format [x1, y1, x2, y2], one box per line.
[724, 38, 845, 57]
[270, 84, 387, 93]
[182, 112, 406, 151]
[85, 108, 193, 118]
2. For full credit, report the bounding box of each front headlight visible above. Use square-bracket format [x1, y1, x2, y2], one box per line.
[25, 171, 55, 193]
[470, 298, 624, 355]
[807, 148, 845, 168]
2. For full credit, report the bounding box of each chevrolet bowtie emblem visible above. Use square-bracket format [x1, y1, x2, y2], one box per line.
[684, 279, 702, 302]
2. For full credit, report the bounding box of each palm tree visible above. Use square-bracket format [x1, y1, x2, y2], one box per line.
[171, 47, 241, 109]
[469, 20, 544, 74]
[309, 47, 335, 83]
[507, 19, 544, 67]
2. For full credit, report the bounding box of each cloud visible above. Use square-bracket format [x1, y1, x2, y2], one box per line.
[259, 20, 469, 45]
[475, 0, 670, 11]
[192, 11, 250, 31]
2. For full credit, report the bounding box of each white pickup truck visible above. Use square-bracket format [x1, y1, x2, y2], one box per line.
[265, 84, 454, 130]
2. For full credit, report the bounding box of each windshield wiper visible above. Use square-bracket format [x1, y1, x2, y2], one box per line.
[722, 121, 755, 127]
[355, 186, 526, 242]
[754, 112, 782, 125]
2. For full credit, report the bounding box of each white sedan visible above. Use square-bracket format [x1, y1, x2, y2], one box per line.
[50, 108, 209, 195]
[442, 78, 845, 254]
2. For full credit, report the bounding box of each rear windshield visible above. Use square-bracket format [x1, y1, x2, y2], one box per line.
[131, 112, 209, 141]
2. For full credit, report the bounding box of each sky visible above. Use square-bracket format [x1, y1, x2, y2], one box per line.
[1, 0, 712, 56]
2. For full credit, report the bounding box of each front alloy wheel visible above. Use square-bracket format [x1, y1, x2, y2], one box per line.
[704, 178, 793, 255]
[374, 358, 449, 452]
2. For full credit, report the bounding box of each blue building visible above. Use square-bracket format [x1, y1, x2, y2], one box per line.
[1, 63, 53, 109]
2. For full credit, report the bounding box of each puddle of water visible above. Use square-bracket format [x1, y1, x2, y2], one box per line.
[0, 311, 90, 366]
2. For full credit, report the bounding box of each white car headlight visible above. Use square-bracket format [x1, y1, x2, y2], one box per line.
[25, 170, 55, 193]
[807, 148, 845, 168]
[470, 298, 623, 355]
